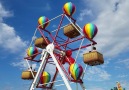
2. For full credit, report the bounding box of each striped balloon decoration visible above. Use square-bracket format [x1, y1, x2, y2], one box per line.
[38, 16, 50, 29]
[69, 63, 83, 80]
[27, 46, 38, 59]
[40, 71, 51, 86]
[63, 2, 76, 16]
[83, 23, 98, 39]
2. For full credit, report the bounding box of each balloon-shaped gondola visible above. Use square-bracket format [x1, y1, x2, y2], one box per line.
[83, 23, 98, 39]
[40, 71, 51, 86]
[27, 46, 38, 59]
[63, 2, 76, 16]
[69, 63, 83, 80]
[38, 16, 50, 29]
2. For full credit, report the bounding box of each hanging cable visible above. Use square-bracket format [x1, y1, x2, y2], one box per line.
[81, 64, 88, 79]
[29, 28, 38, 47]
[75, 38, 84, 61]
[76, 83, 78, 90]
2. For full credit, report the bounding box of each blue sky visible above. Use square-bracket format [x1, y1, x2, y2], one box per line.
[0, 0, 129, 90]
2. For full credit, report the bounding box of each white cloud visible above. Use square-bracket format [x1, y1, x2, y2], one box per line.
[12, 60, 28, 70]
[117, 74, 128, 78]
[101, 59, 111, 68]
[116, 58, 129, 63]
[12, 60, 37, 70]
[79, 0, 129, 57]
[77, 9, 93, 21]
[0, 2, 29, 70]
[84, 67, 111, 81]
[0, 3, 27, 53]
[0, 23, 27, 53]
[11, 51, 38, 70]
[116, 58, 129, 69]
[0, 3, 13, 21]
[77, 0, 129, 88]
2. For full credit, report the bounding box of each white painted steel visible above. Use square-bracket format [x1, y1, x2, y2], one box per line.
[29, 50, 48, 90]
[46, 43, 72, 90]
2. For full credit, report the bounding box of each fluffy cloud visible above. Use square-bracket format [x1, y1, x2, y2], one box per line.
[117, 74, 128, 78]
[116, 58, 129, 69]
[12, 60, 37, 70]
[94, 0, 129, 57]
[77, 9, 93, 21]
[77, 1, 129, 89]
[0, 2, 29, 70]
[0, 23, 27, 53]
[85, 67, 111, 81]
[0, 3, 27, 53]
[0, 3, 12, 21]
[11, 50, 38, 69]
[78, 0, 129, 57]
[76, 2, 129, 89]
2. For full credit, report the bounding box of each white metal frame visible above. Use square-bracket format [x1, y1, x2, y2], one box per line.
[30, 50, 49, 90]
[29, 43, 87, 90]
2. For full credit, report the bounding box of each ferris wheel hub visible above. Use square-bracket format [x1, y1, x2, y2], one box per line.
[46, 43, 54, 53]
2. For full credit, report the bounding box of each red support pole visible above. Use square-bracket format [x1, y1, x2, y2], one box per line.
[71, 43, 97, 52]
[56, 36, 72, 50]
[24, 52, 41, 59]
[38, 29, 50, 45]
[54, 14, 65, 42]
[55, 57, 71, 80]
[49, 68, 58, 89]
[58, 36, 85, 47]
[36, 56, 49, 88]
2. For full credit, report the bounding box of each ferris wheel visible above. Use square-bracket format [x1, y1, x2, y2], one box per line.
[21, 2, 104, 90]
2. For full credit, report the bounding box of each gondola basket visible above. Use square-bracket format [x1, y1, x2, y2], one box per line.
[21, 70, 37, 80]
[83, 51, 104, 66]
[34, 37, 50, 49]
[63, 24, 80, 38]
